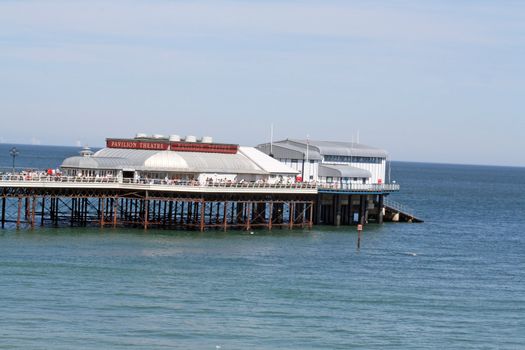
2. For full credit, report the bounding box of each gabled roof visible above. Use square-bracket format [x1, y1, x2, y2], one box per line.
[239, 147, 299, 175]
[257, 139, 387, 159]
[256, 142, 323, 160]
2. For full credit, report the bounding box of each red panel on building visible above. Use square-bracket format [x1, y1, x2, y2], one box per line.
[106, 138, 238, 154]
[170, 142, 238, 154]
[106, 139, 169, 151]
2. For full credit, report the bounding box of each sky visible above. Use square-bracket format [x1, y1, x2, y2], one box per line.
[0, 0, 524, 166]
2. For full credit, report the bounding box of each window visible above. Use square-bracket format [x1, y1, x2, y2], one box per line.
[326, 177, 333, 183]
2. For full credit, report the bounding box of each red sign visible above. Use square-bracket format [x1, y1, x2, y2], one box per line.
[106, 139, 169, 150]
[106, 138, 238, 154]
[170, 142, 238, 154]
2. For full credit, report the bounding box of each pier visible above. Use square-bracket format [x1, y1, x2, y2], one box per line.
[0, 175, 406, 231]
[0, 133, 423, 231]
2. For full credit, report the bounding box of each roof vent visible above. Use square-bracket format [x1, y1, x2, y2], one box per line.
[135, 133, 148, 139]
[201, 136, 213, 143]
[169, 134, 181, 142]
[185, 135, 197, 143]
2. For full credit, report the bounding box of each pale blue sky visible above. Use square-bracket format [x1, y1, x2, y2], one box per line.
[0, 0, 524, 166]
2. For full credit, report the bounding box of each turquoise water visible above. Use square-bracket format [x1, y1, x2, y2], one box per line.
[0, 145, 524, 349]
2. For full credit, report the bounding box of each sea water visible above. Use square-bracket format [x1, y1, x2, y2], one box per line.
[0, 144, 524, 349]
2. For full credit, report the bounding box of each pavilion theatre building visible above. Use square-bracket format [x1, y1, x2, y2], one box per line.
[61, 134, 299, 184]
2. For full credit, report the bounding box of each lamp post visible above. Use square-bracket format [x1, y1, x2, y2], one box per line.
[9, 147, 19, 174]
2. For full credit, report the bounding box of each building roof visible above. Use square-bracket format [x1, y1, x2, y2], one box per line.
[257, 139, 387, 159]
[61, 146, 298, 176]
[319, 164, 372, 179]
[238, 147, 299, 175]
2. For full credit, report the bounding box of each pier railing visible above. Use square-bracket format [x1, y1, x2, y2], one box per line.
[317, 183, 400, 193]
[384, 198, 417, 217]
[0, 175, 400, 193]
[0, 175, 316, 190]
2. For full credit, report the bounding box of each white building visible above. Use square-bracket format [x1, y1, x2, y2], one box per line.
[256, 139, 389, 185]
[61, 135, 299, 184]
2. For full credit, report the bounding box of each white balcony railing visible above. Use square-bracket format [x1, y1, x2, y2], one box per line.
[317, 183, 400, 192]
[0, 175, 399, 192]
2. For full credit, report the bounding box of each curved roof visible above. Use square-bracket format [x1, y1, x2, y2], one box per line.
[145, 151, 189, 169]
[319, 164, 372, 178]
[61, 148, 273, 175]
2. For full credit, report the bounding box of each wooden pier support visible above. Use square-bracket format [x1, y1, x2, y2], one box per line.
[0, 187, 320, 231]
[16, 196, 22, 229]
[335, 195, 342, 227]
[1, 195, 5, 229]
[200, 198, 205, 232]
[378, 195, 384, 224]
[359, 195, 366, 225]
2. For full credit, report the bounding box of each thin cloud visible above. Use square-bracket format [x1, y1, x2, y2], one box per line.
[0, 1, 522, 45]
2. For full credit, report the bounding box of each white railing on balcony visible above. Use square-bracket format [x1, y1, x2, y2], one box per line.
[0, 175, 317, 190]
[317, 183, 400, 192]
[0, 174, 399, 192]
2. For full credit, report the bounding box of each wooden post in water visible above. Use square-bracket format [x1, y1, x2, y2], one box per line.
[357, 224, 363, 249]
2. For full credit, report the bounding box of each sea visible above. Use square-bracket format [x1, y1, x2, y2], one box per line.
[0, 144, 523, 349]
